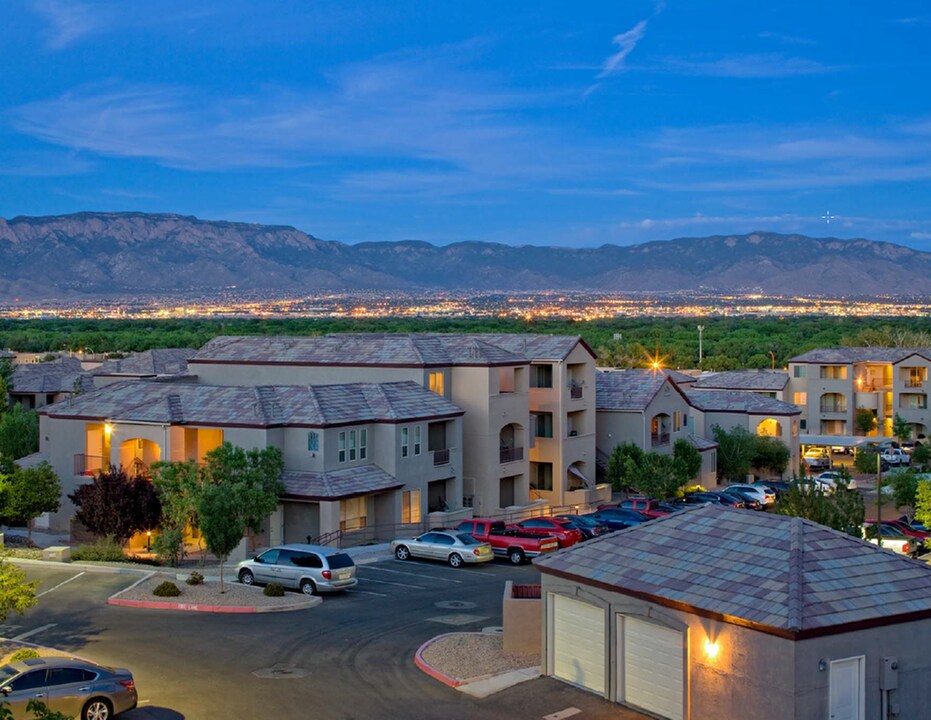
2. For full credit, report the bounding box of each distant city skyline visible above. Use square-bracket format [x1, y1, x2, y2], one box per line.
[1, 1, 929, 249]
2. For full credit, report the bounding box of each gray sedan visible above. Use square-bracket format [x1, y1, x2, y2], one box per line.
[0, 656, 137, 720]
[391, 530, 494, 567]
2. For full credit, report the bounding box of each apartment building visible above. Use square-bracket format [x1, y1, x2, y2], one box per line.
[36, 379, 464, 548]
[8, 357, 94, 409]
[188, 333, 604, 514]
[690, 370, 790, 401]
[787, 348, 931, 446]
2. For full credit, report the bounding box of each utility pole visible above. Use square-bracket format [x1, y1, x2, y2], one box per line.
[697, 325, 705, 369]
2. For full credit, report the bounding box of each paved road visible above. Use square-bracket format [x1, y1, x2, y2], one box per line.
[4, 561, 642, 720]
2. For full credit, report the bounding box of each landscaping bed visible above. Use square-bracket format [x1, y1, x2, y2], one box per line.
[419, 632, 537, 682]
[110, 574, 317, 611]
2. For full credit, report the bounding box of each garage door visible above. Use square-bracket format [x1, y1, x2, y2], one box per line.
[550, 594, 605, 694]
[620, 616, 685, 720]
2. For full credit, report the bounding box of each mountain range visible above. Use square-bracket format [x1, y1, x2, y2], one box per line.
[0, 212, 927, 300]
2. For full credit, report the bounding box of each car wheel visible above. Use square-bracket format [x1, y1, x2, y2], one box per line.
[508, 548, 525, 565]
[238, 569, 255, 585]
[300, 578, 316, 595]
[82, 698, 112, 720]
[448, 553, 463, 568]
[395, 545, 411, 561]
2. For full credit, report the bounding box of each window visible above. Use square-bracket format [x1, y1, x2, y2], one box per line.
[402, 489, 421, 524]
[401, 427, 409, 457]
[794, 392, 807, 405]
[348, 430, 357, 461]
[307, 431, 319, 452]
[338, 431, 347, 463]
[47, 668, 96, 686]
[359, 429, 367, 460]
[289, 552, 323, 569]
[429, 371, 445, 396]
[257, 549, 280, 565]
[530, 462, 553, 491]
[793, 365, 807, 378]
[10, 671, 47, 691]
[533, 413, 553, 438]
[531, 364, 553, 388]
[800, 419, 807, 431]
[340, 496, 367, 531]
[673, 411, 682, 432]
[820, 365, 848, 380]
[414, 426, 422, 455]
[435, 534, 454, 546]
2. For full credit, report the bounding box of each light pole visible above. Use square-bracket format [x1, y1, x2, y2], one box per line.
[697, 325, 705, 369]
[769, 351, 776, 370]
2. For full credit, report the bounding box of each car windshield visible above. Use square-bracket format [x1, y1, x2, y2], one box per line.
[457, 534, 481, 545]
[0, 666, 16, 679]
[325, 553, 354, 569]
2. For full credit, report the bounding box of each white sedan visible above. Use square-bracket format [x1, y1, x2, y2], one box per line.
[812, 471, 858, 491]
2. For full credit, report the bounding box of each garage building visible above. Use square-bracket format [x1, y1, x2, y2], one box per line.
[535, 504, 931, 720]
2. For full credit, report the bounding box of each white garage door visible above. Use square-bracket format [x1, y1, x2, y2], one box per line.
[550, 594, 605, 694]
[620, 616, 685, 720]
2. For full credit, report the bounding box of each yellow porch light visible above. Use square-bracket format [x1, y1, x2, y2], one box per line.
[704, 639, 720, 659]
[104, 423, 113, 437]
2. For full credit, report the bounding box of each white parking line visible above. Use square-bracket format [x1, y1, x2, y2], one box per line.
[345, 589, 389, 597]
[363, 566, 462, 583]
[359, 577, 426, 590]
[36, 572, 86, 598]
[543, 708, 581, 720]
[11, 624, 56, 641]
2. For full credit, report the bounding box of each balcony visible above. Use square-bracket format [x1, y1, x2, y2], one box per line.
[906, 380, 925, 389]
[651, 432, 670, 447]
[432, 448, 450, 466]
[500, 446, 524, 464]
[73, 453, 105, 476]
[569, 384, 583, 400]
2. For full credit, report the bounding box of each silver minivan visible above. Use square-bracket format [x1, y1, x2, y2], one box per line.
[236, 544, 358, 595]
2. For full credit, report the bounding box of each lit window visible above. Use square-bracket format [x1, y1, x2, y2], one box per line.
[794, 392, 807, 405]
[429, 372, 444, 396]
[402, 489, 421, 524]
[401, 427, 409, 458]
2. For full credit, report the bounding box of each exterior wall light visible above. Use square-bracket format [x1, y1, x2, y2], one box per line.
[704, 639, 719, 659]
[104, 423, 113, 437]
[818, 659, 827, 672]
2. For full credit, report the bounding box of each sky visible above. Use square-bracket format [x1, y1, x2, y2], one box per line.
[1, 1, 930, 249]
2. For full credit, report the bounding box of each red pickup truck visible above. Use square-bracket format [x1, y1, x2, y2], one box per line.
[456, 519, 560, 565]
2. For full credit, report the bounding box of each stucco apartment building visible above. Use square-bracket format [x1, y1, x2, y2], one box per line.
[689, 369, 790, 401]
[37, 379, 464, 546]
[187, 333, 605, 515]
[787, 347, 931, 447]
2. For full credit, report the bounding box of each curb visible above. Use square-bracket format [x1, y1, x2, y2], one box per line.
[414, 633, 465, 688]
[6, 557, 154, 575]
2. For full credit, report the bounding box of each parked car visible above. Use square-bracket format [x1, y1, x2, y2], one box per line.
[881, 448, 910, 466]
[870, 519, 931, 543]
[802, 448, 832, 470]
[665, 494, 715, 508]
[0, 656, 137, 720]
[897, 514, 929, 533]
[237, 544, 358, 594]
[754, 480, 792, 497]
[616, 497, 673, 518]
[686, 491, 732, 506]
[455, 519, 559, 564]
[701, 490, 745, 508]
[812, 471, 858, 491]
[863, 522, 916, 556]
[726, 483, 773, 506]
[583, 508, 652, 531]
[554, 514, 611, 539]
[391, 530, 494, 568]
[720, 487, 761, 510]
[512, 518, 584, 548]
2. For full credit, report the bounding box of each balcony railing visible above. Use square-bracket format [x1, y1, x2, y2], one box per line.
[819, 405, 848, 414]
[906, 380, 924, 388]
[651, 432, 670, 447]
[432, 448, 450, 466]
[569, 384, 583, 399]
[500, 446, 524, 464]
[73, 453, 105, 476]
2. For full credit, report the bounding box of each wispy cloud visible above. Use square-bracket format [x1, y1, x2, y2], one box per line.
[659, 53, 833, 78]
[31, 0, 100, 50]
[597, 20, 650, 79]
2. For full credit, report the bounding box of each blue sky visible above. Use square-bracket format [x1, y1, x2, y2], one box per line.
[1, 1, 930, 249]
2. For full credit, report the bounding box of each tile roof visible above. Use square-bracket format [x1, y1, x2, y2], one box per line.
[41, 380, 462, 427]
[535, 504, 931, 635]
[664, 369, 697, 384]
[686, 434, 719, 452]
[192, 334, 526, 367]
[692, 370, 789, 391]
[595, 369, 682, 411]
[91, 348, 194, 377]
[458, 334, 592, 361]
[13, 452, 50, 469]
[10, 358, 94, 395]
[281, 465, 403, 500]
[685, 389, 800, 415]
[789, 347, 931, 364]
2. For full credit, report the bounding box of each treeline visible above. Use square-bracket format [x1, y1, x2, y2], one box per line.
[2, 316, 931, 369]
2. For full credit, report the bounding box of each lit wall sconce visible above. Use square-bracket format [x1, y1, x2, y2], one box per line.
[104, 423, 113, 437]
[818, 659, 827, 672]
[704, 639, 719, 659]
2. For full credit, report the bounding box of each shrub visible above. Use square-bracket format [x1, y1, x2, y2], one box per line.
[71, 539, 126, 562]
[186, 571, 205, 586]
[8, 648, 40, 662]
[264, 582, 284, 597]
[152, 581, 181, 597]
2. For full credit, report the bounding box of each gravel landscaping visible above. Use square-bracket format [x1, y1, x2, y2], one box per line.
[420, 632, 538, 681]
[113, 574, 311, 608]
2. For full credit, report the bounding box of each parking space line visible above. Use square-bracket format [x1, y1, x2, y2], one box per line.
[360, 577, 426, 590]
[36, 572, 85, 598]
[362, 566, 462, 583]
[12, 623, 56, 641]
[345, 589, 389, 597]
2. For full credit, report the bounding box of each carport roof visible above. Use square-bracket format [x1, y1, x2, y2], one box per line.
[281, 465, 403, 500]
[535, 504, 931, 638]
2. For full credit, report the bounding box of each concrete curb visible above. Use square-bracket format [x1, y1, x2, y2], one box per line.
[414, 632, 465, 687]
[6, 557, 155, 575]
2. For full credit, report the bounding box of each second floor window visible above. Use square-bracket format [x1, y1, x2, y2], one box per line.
[429, 371, 444, 395]
[348, 430, 357, 461]
[794, 392, 807, 405]
[401, 427, 409, 457]
[531, 364, 553, 388]
[793, 365, 806, 378]
[307, 431, 319, 452]
[360, 429, 367, 460]
[414, 426, 422, 455]
[820, 365, 847, 380]
[338, 431, 347, 463]
[532, 413, 553, 438]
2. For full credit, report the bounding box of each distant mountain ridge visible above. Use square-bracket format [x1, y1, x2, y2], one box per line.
[0, 212, 927, 299]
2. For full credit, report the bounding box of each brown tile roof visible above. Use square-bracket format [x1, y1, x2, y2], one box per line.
[595, 369, 684, 411]
[692, 370, 789, 391]
[789, 347, 931, 364]
[11, 358, 94, 394]
[459, 334, 593, 361]
[685, 389, 800, 416]
[536, 504, 931, 636]
[91, 348, 194, 377]
[40, 380, 462, 427]
[281, 465, 403, 500]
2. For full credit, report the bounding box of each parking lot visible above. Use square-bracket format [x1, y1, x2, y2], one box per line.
[3, 559, 642, 720]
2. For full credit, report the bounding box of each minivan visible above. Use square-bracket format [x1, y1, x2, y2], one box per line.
[236, 544, 357, 595]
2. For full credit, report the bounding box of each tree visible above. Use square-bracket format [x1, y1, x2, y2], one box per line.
[913, 442, 931, 468]
[854, 449, 881, 475]
[197, 482, 245, 593]
[672, 438, 702, 485]
[752, 435, 791, 476]
[854, 407, 877, 436]
[1, 462, 61, 542]
[150, 460, 201, 566]
[892, 413, 913, 444]
[887, 468, 919, 510]
[69, 466, 161, 544]
[605, 443, 645, 490]
[0, 560, 37, 624]
[625, 452, 682, 501]
[712, 425, 756, 482]
[0, 358, 11, 414]
[776, 481, 865, 537]
[0, 406, 39, 470]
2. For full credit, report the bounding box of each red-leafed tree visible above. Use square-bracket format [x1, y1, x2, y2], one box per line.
[69, 466, 161, 544]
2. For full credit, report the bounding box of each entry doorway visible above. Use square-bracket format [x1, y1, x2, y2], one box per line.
[829, 656, 865, 720]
